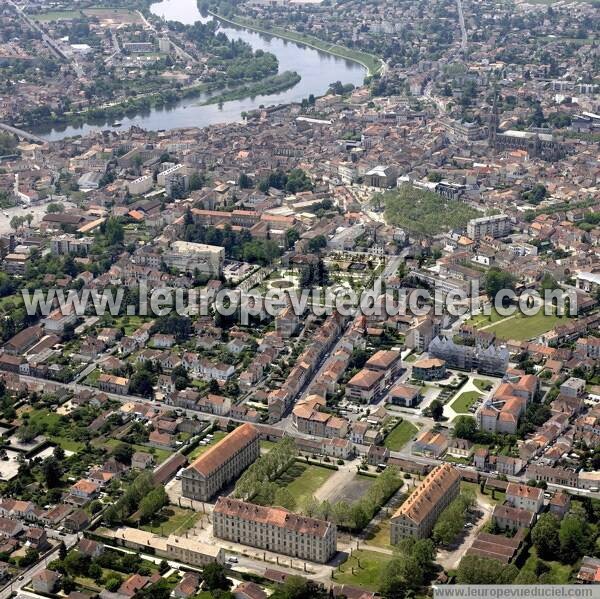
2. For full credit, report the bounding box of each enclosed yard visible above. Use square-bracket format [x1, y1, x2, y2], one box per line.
[329, 474, 375, 504]
[334, 549, 389, 590]
[383, 420, 418, 451]
[139, 506, 202, 536]
[278, 463, 335, 507]
[364, 516, 392, 550]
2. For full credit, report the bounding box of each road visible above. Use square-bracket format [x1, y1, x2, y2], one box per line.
[8, 0, 85, 79]
[456, 0, 468, 54]
[0, 533, 80, 599]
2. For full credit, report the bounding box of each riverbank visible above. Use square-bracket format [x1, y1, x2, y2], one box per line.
[198, 71, 301, 106]
[208, 11, 383, 76]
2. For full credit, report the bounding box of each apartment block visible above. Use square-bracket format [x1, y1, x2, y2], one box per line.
[345, 368, 384, 403]
[213, 497, 337, 563]
[467, 214, 511, 240]
[181, 423, 259, 502]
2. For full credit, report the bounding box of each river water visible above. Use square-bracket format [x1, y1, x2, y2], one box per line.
[33, 0, 365, 140]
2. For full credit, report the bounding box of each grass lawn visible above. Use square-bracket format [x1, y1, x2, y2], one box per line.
[140, 506, 201, 536]
[364, 517, 392, 550]
[105, 315, 149, 336]
[85, 368, 101, 386]
[473, 379, 493, 392]
[278, 463, 334, 507]
[450, 391, 482, 414]
[405, 353, 418, 363]
[50, 436, 85, 452]
[465, 307, 505, 328]
[26, 409, 62, 430]
[187, 432, 227, 460]
[461, 480, 504, 505]
[384, 420, 418, 451]
[485, 310, 566, 341]
[521, 547, 573, 583]
[0, 294, 23, 311]
[334, 549, 389, 590]
[260, 440, 277, 453]
[104, 438, 172, 464]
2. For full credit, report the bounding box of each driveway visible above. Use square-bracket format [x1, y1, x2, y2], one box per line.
[435, 495, 493, 571]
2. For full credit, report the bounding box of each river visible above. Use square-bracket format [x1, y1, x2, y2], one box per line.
[32, 0, 365, 141]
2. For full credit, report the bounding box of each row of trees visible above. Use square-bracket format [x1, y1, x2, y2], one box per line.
[378, 537, 436, 597]
[234, 437, 297, 500]
[432, 491, 475, 546]
[103, 471, 167, 526]
[303, 467, 402, 532]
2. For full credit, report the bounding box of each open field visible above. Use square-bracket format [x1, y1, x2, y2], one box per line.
[29, 10, 83, 21]
[484, 310, 566, 340]
[82, 8, 143, 25]
[384, 420, 418, 451]
[450, 391, 482, 414]
[334, 549, 389, 590]
[465, 307, 505, 328]
[467, 305, 566, 341]
[278, 463, 335, 507]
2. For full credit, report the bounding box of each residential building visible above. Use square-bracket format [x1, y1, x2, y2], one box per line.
[346, 369, 384, 403]
[476, 375, 538, 434]
[467, 214, 511, 240]
[98, 374, 130, 395]
[428, 336, 509, 376]
[492, 504, 534, 531]
[505, 483, 544, 513]
[292, 395, 349, 438]
[364, 350, 402, 385]
[412, 431, 448, 458]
